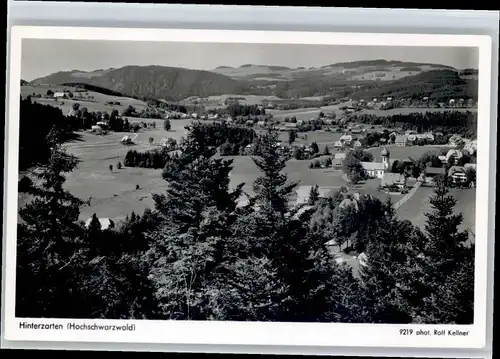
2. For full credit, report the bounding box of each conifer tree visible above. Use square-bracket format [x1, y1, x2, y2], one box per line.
[244, 131, 356, 322]
[308, 185, 320, 205]
[415, 181, 474, 324]
[16, 126, 88, 318]
[147, 124, 244, 319]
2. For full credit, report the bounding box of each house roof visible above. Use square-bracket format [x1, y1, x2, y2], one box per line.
[381, 173, 406, 187]
[334, 153, 346, 160]
[361, 161, 385, 171]
[395, 135, 408, 142]
[448, 166, 467, 176]
[425, 167, 446, 175]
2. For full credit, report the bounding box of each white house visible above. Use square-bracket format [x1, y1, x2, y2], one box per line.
[464, 139, 477, 155]
[446, 149, 464, 164]
[381, 173, 407, 189]
[340, 134, 353, 144]
[361, 161, 386, 179]
[464, 163, 477, 171]
[53, 92, 66, 98]
[407, 134, 417, 143]
[295, 186, 334, 205]
[395, 135, 409, 147]
[334, 152, 346, 160]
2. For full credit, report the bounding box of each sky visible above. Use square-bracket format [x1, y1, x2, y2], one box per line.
[21, 39, 479, 81]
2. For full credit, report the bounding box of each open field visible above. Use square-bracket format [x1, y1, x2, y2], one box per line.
[181, 94, 282, 109]
[21, 84, 149, 114]
[268, 103, 349, 122]
[225, 156, 347, 199]
[357, 107, 477, 116]
[18, 125, 348, 224]
[397, 186, 476, 237]
[276, 130, 343, 149]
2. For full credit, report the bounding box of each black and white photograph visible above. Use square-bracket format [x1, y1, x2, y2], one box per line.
[3, 27, 494, 348]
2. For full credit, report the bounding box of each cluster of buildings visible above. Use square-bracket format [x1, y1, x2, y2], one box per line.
[393, 130, 436, 147]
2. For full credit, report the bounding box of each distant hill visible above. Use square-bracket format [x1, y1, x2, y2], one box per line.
[31, 60, 478, 102]
[59, 83, 126, 97]
[31, 65, 244, 101]
[349, 70, 478, 101]
[320, 59, 455, 69]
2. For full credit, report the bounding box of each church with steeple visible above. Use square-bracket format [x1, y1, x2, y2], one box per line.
[360, 147, 391, 179]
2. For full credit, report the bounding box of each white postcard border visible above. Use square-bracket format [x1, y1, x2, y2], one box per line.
[3, 26, 494, 349]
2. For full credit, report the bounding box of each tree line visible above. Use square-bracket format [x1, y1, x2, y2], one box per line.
[17, 122, 474, 324]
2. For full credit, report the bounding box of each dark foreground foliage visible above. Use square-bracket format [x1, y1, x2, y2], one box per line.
[16, 120, 474, 324]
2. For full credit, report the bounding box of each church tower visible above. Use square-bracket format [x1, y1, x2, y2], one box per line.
[381, 147, 390, 171]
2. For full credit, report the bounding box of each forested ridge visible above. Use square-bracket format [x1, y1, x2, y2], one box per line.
[16, 120, 474, 323]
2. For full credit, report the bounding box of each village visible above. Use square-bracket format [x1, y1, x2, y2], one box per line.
[16, 36, 480, 325]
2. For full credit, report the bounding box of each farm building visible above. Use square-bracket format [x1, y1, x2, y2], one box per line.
[85, 217, 114, 230]
[464, 139, 477, 155]
[340, 134, 353, 144]
[295, 186, 335, 205]
[53, 92, 66, 98]
[334, 153, 346, 160]
[464, 163, 477, 171]
[381, 173, 407, 189]
[423, 167, 446, 185]
[441, 149, 464, 164]
[353, 140, 363, 148]
[448, 166, 468, 182]
[395, 135, 409, 147]
[90, 125, 104, 135]
[333, 140, 343, 149]
[332, 158, 343, 169]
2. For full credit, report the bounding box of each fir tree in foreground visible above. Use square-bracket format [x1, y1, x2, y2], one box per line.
[16, 127, 87, 318]
[414, 180, 474, 324]
[146, 125, 244, 320]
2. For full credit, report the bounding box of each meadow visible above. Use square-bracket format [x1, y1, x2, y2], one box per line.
[397, 186, 476, 238]
[21, 84, 149, 114]
[17, 119, 348, 224]
[267, 103, 349, 122]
